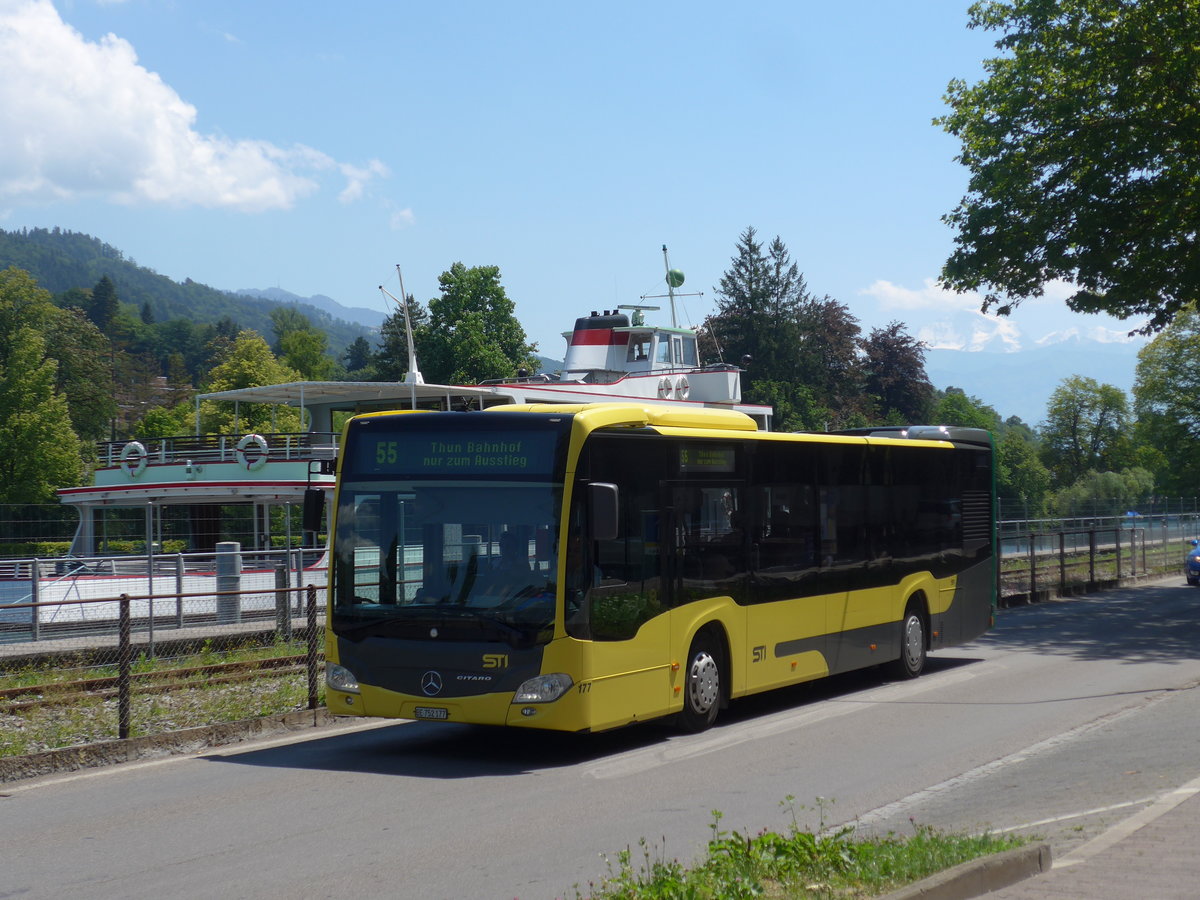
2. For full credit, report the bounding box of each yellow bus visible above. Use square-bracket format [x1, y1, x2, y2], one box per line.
[324, 403, 994, 733]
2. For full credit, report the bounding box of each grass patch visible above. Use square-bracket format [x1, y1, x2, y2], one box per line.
[576, 799, 1027, 899]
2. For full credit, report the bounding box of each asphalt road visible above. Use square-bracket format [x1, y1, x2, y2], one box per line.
[4, 576, 1199, 900]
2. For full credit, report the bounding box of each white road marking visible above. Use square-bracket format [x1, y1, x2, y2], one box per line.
[1053, 774, 1200, 869]
[851, 695, 1170, 831]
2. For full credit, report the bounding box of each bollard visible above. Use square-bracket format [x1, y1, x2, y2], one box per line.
[274, 562, 292, 641]
[216, 541, 242, 624]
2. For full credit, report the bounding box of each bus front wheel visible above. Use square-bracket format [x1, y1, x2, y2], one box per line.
[680, 634, 722, 732]
[889, 606, 927, 679]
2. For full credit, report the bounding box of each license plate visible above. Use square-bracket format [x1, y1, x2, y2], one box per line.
[414, 706, 449, 720]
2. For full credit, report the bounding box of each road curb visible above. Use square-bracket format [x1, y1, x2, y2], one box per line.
[0, 707, 339, 783]
[879, 842, 1053, 900]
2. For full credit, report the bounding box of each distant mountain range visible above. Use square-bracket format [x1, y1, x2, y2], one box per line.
[237, 286, 388, 330]
[913, 306, 1147, 424]
[925, 340, 1143, 426]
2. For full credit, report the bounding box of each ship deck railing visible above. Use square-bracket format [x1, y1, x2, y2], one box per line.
[94, 432, 340, 468]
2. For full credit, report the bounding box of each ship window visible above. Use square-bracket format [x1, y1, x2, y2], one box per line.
[626, 335, 652, 362]
[655, 337, 671, 364]
[681, 337, 698, 366]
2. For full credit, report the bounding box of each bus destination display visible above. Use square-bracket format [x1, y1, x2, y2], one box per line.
[355, 428, 560, 476]
[678, 444, 736, 474]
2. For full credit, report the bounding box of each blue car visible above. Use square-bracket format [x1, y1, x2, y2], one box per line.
[1187, 540, 1200, 586]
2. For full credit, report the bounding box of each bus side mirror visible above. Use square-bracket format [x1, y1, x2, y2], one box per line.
[302, 488, 325, 533]
[589, 482, 619, 542]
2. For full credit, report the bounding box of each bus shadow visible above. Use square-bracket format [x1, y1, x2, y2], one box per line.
[204, 659, 978, 780]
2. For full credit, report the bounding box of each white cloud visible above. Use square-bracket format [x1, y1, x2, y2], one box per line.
[0, 0, 384, 211]
[389, 206, 415, 229]
[860, 277, 983, 313]
[339, 159, 390, 204]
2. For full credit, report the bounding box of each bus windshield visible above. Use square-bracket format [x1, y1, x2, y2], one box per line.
[330, 414, 570, 648]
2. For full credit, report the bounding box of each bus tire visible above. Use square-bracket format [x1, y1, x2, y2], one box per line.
[679, 633, 722, 732]
[889, 604, 927, 679]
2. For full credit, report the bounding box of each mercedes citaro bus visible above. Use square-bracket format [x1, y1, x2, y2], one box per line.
[324, 403, 994, 733]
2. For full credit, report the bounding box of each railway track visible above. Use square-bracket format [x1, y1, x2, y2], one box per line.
[0, 653, 321, 713]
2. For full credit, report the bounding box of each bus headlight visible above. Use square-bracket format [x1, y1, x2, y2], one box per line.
[513, 673, 573, 703]
[326, 663, 360, 694]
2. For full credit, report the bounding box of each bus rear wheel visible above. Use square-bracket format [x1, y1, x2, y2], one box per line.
[889, 607, 927, 679]
[680, 634, 722, 732]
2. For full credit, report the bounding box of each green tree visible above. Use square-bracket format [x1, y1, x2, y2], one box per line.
[1039, 375, 1132, 487]
[706, 229, 866, 428]
[1050, 467, 1154, 517]
[46, 307, 116, 442]
[939, 0, 1200, 332]
[89, 275, 120, 335]
[996, 428, 1051, 514]
[1132, 304, 1200, 493]
[341, 336, 375, 378]
[198, 331, 303, 433]
[933, 388, 1002, 431]
[0, 327, 83, 502]
[421, 263, 539, 384]
[708, 228, 806, 392]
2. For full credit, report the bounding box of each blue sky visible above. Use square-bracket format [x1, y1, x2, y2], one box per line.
[0, 0, 1148, 363]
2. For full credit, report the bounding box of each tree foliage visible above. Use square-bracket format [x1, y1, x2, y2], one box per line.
[939, 0, 1200, 331]
[1132, 304, 1200, 493]
[198, 331, 302, 434]
[1039, 375, 1132, 486]
[861, 322, 935, 423]
[0, 269, 82, 501]
[420, 263, 539, 384]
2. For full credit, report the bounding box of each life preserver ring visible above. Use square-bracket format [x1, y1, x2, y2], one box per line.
[657, 376, 674, 399]
[675, 375, 690, 400]
[235, 433, 270, 471]
[119, 441, 148, 478]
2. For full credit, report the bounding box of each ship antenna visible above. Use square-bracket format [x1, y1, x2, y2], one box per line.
[662, 244, 679, 327]
[379, 265, 424, 396]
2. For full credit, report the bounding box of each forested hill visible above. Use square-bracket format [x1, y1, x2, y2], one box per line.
[0, 227, 371, 354]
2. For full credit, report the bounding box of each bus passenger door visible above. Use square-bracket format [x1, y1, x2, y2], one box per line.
[665, 483, 748, 696]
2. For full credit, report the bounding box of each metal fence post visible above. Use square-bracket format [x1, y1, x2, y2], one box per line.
[119, 593, 131, 740]
[1115, 529, 1122, 580]
[306, 584, 319, 716]
[1029, 532, 1037, 600]
[275, 563, 292, 641]
[1089, 530, 1096, 585]
[1058, 532, 1066, 594]
[175, 553, 185, 628]
[30, 560, 40, 642]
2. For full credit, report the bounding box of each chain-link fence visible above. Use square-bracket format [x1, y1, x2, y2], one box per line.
[1, 547, 326, 756]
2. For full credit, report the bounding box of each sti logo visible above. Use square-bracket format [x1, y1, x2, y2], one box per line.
[482, 653, 509, 669]
[752, 645, 767, 663]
